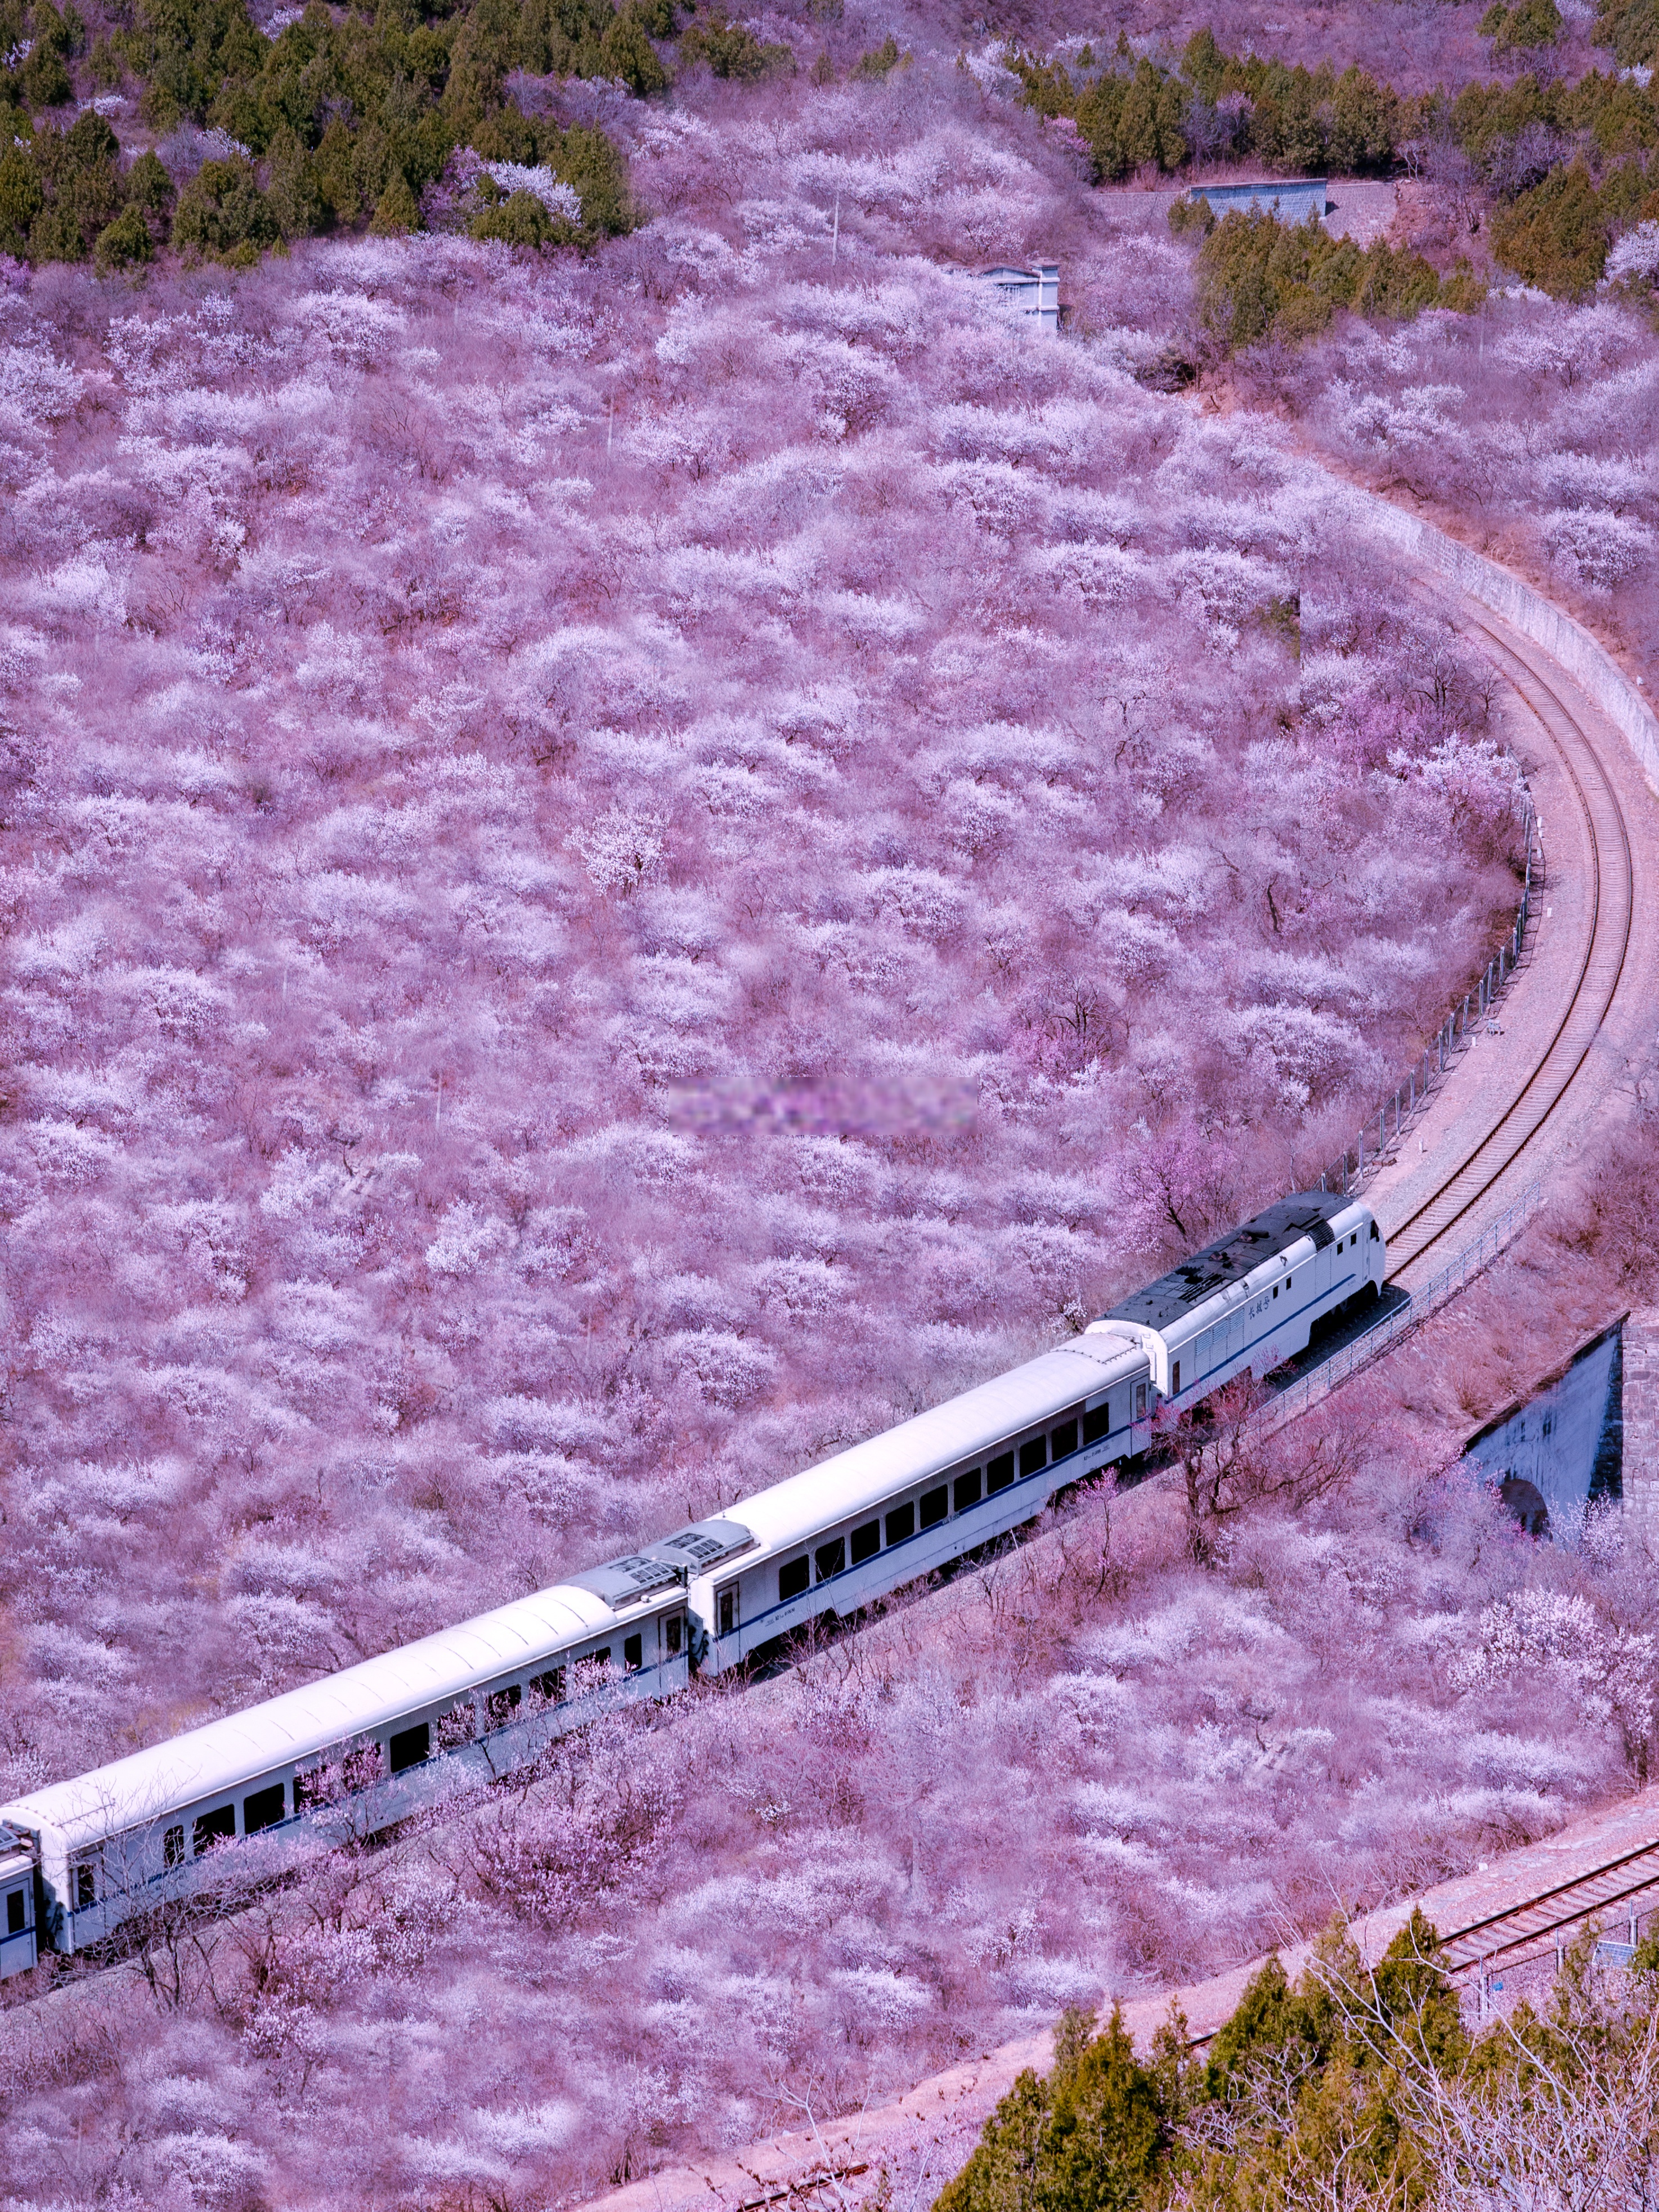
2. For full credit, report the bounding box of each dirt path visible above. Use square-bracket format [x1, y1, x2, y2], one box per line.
[580, 1782, 1659, 2212]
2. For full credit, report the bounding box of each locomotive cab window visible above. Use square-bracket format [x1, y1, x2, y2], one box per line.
[920, 1486, 948, 1529]
[5, 1890, 23, 1936]
[779, 1555, 810, 1602]
[851, 1519, 881, 1564]
[624, 1634, 643, 1671]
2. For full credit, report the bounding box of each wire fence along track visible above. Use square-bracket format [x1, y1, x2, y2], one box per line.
[1256, 623, 1636, 1432]
[1258, 1181, 1543, 1432]
[1306, 805, 1540, 1208]
[1380, 621, 1636, 1282]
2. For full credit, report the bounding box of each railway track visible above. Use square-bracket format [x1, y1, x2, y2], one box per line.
[1375, 611, 1638, 1285]
[1434, 1832, 1659, 1975]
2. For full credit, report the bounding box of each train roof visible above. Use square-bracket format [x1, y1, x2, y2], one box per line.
[0, 1574, 662, 1854]
[720, 1334, 1147, 1559]
[1105, 1190, 1355, 1330]
[565, 1520, 755, 1608]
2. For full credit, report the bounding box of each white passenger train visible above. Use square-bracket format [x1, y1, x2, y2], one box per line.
[0, 1189, 1382, 1974]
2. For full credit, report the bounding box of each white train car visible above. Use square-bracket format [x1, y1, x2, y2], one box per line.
[688, 1330, 1151, 1670]
[689, 1190, 1381, 1667]
[0, 1551, 720, 1956]
[0, 1188, 1382, 1971]
[1092, 1191, 1384, 1406]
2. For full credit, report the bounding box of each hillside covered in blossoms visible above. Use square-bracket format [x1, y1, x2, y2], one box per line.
[4, 0, 1659, 2197]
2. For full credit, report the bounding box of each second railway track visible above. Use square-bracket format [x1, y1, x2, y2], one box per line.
[1375, 608, 1639, 1287]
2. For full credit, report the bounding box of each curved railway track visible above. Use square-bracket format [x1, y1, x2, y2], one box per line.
[1376, 612, 1638, 1285]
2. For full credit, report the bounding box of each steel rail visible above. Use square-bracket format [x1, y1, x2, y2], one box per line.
[1379, 617, 1636, 1282]
[1434, 1831, 1659, 1971]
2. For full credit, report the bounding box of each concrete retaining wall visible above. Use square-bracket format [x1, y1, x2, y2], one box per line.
[1624, 1311, 1659, 1542]
[1344, 489, 1659, 802]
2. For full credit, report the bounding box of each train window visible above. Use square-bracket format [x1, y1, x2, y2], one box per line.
[850, 1519, 881, 1564]
[388, 1722, 429, 1774]
[666, 1616, 683, 1657]
[487, 1684, 522, 1727]
[244, 1783, 285, 1834]
[1134, 1383, 1147, 1420]
[1272, 1284, 1278, 1299]
[953, 1469, 981, 1513]
[1051, 1419, 1078, 1461]
[5, 1890, 23, 1936]
[624, 1634, 643, 1671]
[815, 1536, 845, 1582]
[588, 1646, 612, 1672]
[164, 1825, 185, 1867]
[1019, 1437, 1046, 1479]
[532, 1666, 567, 1703]
[987, 1452, 1014, 1495]
[193, 1804, 235, 1856]
[920, 1487, 948, 1529]
[886, 1500, 915, 1544]
[1172, 1360, 1182, 1394]
[1083, 1403, 1109, 1444]
[779, 1555, 810, 1602]
[74, 1861, 96, 1911]
[1370, 1222, 1379, 1239]
[717, 1586, 737, 1637]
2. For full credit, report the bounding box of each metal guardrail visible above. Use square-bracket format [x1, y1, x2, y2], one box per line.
[1309, 806, 1537, 1200]
[1261, 1179, 1545, 1428]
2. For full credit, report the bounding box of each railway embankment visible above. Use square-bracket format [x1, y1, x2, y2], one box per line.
[1358, 497, 1659, 1290]
[576, 1772, 1659, 2212]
